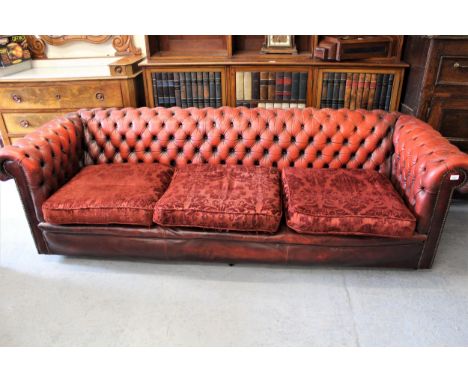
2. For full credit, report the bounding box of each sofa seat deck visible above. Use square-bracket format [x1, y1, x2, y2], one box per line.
[41, 162, 417, 238]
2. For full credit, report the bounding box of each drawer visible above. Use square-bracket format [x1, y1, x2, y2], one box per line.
[2, 112, 64, 135]
[427, 97, 468, 152]
[436, 56, 468, 86]
[0, 81, 124, 110]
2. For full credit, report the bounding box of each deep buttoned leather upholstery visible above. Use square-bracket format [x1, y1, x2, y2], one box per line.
[0, 115, 83, 221]
[392, 115, 468, 233]
[75, 107, 399, 175]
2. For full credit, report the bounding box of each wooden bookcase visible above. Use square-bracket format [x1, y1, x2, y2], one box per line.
[141, 35, 407, 111]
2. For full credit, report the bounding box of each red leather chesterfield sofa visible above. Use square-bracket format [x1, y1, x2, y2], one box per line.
[1, 107, 468, 269]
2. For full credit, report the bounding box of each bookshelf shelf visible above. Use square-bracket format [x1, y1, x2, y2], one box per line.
[141, 35, 407, 111]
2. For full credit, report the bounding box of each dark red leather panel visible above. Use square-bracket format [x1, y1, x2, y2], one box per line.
[154, 164, 282, 232]
[40, 221, 427, 246]
[43, 163, 173, 226]
[73, 107, 399, 174]
[282, 168, 416, 237]
[39, 223, 426, 268]
[0, 115, 83, 221]
[392, 115, 468, 233]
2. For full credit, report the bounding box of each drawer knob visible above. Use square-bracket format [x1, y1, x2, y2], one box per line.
[96, 92, 105, 101]
[55, 94, 61, 100]
[19, 120, 30, 128]
[11, 94, 22, 103]
[453, 62, 468, 69]
[115, 66, 123, 74]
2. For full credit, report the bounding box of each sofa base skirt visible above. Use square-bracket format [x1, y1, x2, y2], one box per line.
[38, 223, 427, 269]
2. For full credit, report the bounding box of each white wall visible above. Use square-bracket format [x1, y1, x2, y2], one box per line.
[43, 35, 146, 58]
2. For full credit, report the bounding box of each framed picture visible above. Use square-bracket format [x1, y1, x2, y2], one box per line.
[261, 35, 297, 54]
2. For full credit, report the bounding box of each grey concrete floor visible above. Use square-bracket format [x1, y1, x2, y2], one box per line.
[1, 179, 468, 346]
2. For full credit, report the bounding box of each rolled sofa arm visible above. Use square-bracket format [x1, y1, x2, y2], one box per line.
[392, 115, 468, 259]
[0, 115, 84, 252]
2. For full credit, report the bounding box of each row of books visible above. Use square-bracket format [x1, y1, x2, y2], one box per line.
[152, 71, 222, 108]
[320, 72, 394, 111]
[236, 71, 308, 103]
[235, 102, 306, 109]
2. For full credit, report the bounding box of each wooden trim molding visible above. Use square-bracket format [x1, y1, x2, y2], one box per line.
[26, 35, 47, 59]
[40, 35, 112, 46]
[112, 35, 142, 56]
[26, 35, 142, 58]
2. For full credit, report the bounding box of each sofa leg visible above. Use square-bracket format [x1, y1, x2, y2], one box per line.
[228, 263, 235, 266]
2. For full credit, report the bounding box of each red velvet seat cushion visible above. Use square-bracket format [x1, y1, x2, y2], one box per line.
[281, 168, 416, 237]
[153, 164, 282, 233]
[43, 163, 174, 226]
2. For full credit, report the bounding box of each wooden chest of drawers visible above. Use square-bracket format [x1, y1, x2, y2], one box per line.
[0, 56, 144, 146]
[401, 36, 468, 152]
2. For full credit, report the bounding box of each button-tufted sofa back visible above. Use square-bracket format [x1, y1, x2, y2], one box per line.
[74, 107, 400, 175]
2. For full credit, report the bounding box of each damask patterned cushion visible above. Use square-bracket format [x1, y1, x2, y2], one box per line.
[153, 164, 282, 233]
[43, 163, 174, 226]
[282, 168, 416, 237]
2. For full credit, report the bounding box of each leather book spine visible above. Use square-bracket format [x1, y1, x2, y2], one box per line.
[282, 102, 290, 109]
[273, 102, 282, 108]
[236, 71, 244, 101]
[190, 72, 198, 108]
[156, 72, 165, 106]
[338, 72, 346, 108]
[344, 72, 352, 109]
[215, 72, 222, 107]
[367, 73, 377, 110]
[185, 72, 193, 107]
[350, 73, 359, 110]
[180, 72, 188, 108]
[251, 72, 260, 100]
[283, 72, 292, 101]
[291, 72, 300, 102]
[168, 72, 176, 106]
[275, 72, 284, 101]
[260, 72, 269, 100]
[332, 73, 340, 108]
[298, 72, 307, 103]
[265, 102, 274, 109]
[373, 74, 383, 109]
[326, 72, 335, 108]
[384, 74, 394, 111]
[320, 72, 329, 108]
[267, 72, 276, 100]
[258, 102, 266, 108]
[208, 72, 216, 107]
[152, 73, 159, 106]
[197, 72, 204, 108]
[174, 72, 181, 107]
[379, 74, 389, 109]
[361, 73, 371, 110]
[161, 72, 169, 107]
[297, 103, 306, 109]
[244, 71, 252, 101]
[202, 72, 210, 107]
[356, 73, 366, 109]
